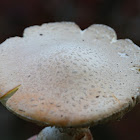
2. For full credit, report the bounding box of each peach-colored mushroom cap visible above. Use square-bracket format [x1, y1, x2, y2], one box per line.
[0, 22, 140, 127]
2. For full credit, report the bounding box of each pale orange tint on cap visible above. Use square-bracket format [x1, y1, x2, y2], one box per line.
[0, 22, 139, 127]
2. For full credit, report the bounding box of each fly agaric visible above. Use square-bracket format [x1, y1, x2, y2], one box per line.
[0, 22, 140, 140]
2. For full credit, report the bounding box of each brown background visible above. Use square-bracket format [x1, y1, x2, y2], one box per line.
[0, 0, 140, 140]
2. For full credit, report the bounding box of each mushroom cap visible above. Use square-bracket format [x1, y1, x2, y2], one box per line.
[0, 22, 140, 127]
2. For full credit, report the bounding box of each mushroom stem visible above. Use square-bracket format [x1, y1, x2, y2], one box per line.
[0, 85, 20, 106]
[36, 126, 93, 140]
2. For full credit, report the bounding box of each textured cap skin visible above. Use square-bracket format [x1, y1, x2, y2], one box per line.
[0, 22, 140, 127]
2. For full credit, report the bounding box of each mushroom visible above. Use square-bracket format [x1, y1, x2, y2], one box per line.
[0, 22, 140, 140]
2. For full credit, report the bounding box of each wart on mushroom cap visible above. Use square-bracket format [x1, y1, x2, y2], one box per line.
[0, 22, 140, 128]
